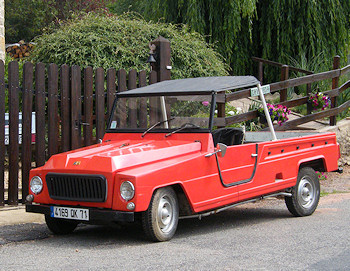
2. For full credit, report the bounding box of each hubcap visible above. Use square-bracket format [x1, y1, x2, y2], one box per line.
[297, 176, 316, 208]
[157, 196, 174, 233]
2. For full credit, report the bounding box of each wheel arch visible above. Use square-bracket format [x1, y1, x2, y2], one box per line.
[171, 184, 194, 216]
[298, 157, 326, 172]
[146, 183, 194, 216]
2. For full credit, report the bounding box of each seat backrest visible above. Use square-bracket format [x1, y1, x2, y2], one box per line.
[212, 128, 244, 146]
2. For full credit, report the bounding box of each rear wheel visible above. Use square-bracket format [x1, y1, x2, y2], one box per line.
[142, 187, 179, 242]
[285, 167, 320, 216]
[45, 215, 79, 235]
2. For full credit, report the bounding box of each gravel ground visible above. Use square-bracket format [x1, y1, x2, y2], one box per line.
[321, 165, 350, 194]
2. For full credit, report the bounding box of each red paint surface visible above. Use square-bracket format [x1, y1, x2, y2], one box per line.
[29, 131, 340, 214]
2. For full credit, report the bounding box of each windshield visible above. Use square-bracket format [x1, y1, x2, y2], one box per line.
[108, 95, 214, 131]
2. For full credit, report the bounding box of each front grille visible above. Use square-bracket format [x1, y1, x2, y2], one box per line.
[46, 173, 107, 202]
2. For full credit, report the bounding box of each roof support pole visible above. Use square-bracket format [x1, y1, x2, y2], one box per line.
[257, 84, 277, 141]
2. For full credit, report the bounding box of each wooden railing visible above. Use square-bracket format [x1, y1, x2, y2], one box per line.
[223, 56, 350, 129]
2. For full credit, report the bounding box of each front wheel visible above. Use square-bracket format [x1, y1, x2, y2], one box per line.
[142, 187, 179, 242]
[285, 167, 320, 216]
[45, 215, 79, 235]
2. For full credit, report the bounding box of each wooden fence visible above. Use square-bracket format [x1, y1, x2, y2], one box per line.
[221, 56, 350, 130]
[0, 61, 159, 206]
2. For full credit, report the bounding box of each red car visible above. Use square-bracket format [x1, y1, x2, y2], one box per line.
[26, 76, 341, 241]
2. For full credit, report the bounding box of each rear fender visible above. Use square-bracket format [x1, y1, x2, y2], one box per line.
[298, 156, 326, 173]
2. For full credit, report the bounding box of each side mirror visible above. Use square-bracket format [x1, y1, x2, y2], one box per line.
[205, 143, 228, 158]
[217, 143, 227, 158]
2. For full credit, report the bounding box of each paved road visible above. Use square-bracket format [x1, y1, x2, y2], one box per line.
[1, 193, 349, 271]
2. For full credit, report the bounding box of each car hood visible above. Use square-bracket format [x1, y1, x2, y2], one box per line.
[42, 140, 202, 173]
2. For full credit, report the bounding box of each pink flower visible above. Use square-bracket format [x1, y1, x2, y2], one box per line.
[202, 101, 209, 106]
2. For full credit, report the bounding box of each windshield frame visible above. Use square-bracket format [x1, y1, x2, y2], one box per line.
[106, 92, 217, 134]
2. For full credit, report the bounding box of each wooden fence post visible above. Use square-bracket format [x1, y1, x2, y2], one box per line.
[306, 83, 312, 115]
[0, 61, 4, 206]
[128, 69, 137, 128]
[149, 71, 158, 124]
[21, 62, 33, 200]
[83, 66, 93, 147]
[8, 61, 19, 205]
[330, 55, 340, 126]
[280, 65, 289, 102]
[258, 61, 263, 84]
[61, 64, 71, 152]
[139, 70, 148, 128]
[150, 36, 171, 82]
[48, 64, 59, 157]
[95, 67, 105, 141]
[150, 37, 171, 122]
[34, 63, 46, 167]
[71, 65, 82, 149]
[117, 69, 127, 129]
[106, 68, 116, 118]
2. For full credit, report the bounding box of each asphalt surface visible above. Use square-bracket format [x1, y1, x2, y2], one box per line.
[0, 193, 349, 271]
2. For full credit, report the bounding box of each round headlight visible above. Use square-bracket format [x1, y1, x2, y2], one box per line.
[120, 181, 135, 201]
[30, 176, 43, 194]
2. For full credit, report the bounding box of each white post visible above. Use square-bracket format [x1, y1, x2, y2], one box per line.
[257, 84, 277, 141]
[160, 96, 168, 128]
[0, 0, 4, 63]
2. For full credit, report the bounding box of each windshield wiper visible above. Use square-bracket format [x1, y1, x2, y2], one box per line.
[165, 123, 200, 137]
[141, 117, 175, 138]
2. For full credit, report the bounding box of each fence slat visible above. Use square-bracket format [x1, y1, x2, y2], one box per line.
[48, 64, 59, 158]
[117, 69, 127, 127]
[128, 69, 137, 127]
[71, 65, 82, 149]
[139, 70, 147, 128]
[280, 65, 289, 102]
[8, 61, 19, 205]
[83, 67, 93, 146]
[60, 64, 71, 152]
[106, 68, 116, 118]
[35, 63, 46, 167]
[330, 56, 340, 126]
[95, 67, 105, 141]
[0, 61, 4, 206]
[276, 100, 350, 131]
[149, 71, 158, 124]
[226, 69, 341, 102]
[21, 62, 34, 200]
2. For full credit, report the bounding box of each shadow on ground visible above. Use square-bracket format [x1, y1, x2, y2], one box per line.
[0, 202, 292, 247]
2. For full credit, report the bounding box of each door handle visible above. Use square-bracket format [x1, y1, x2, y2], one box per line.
[251, 153, 258, 157]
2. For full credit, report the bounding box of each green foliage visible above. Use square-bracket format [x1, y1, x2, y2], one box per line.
[110, 0, 350, 78]
[5, 0, 117, 43]
[5, 0, 55, 43]
[108, 0, 257, 75]
[253, 0, 350, 75]
[29, 13, 229, 79]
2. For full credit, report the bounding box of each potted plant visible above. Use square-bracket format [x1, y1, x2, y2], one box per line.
[258, 103, 291, 126]
[308, 92, 331, 111]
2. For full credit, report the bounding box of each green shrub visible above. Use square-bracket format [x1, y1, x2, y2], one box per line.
[29, 13, 229, 79]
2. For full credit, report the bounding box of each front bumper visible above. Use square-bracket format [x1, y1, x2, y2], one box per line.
[26, 204, 134, 223]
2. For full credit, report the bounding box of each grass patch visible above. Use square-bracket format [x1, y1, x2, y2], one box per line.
[320, 190, 349, 197]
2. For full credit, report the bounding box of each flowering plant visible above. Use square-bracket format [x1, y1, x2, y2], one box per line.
[259, 103, 291, 126]
[308, 92, 331, 111]
[316, 171, 327, 181]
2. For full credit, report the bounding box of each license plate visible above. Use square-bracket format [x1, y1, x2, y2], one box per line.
[50, 206, 89, 221]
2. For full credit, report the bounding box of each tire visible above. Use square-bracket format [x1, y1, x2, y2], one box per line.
[142, 187, 179, 242]
[285, 167, 320, 217]
[45, 215, 79, 235]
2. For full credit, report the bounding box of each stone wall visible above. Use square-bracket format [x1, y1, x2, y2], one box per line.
[0, 0, 4, 62]
[320, 119, 350, 166]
